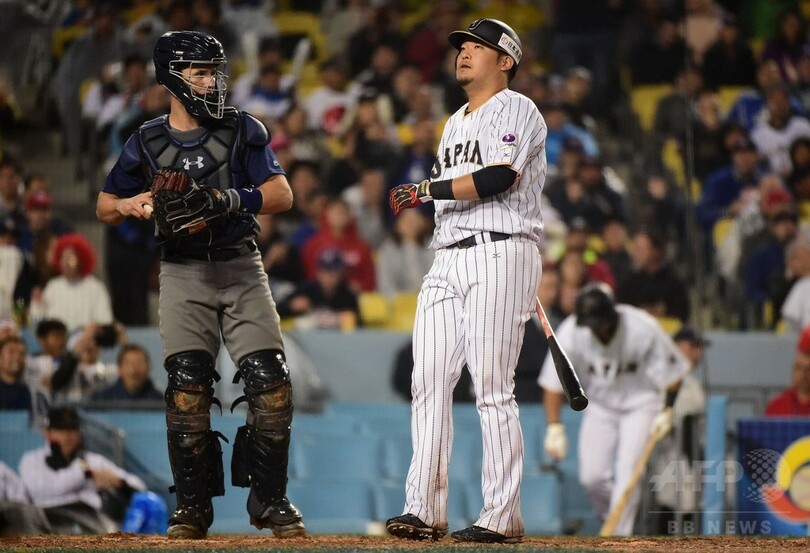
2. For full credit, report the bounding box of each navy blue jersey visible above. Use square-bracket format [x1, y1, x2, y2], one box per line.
[103, 109, 284, 254]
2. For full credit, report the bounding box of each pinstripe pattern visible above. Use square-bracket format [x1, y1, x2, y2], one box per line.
[431, 89, 546, 250]
[401, 87, 546, 539]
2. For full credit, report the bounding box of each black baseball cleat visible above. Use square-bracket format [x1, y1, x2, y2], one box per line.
[250, 497, 306, 538]
[450, 525, 523, 544]
[167, 505, 212, 539]
[386, 514, 446, 541]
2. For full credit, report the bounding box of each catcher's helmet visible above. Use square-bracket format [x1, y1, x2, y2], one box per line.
[448, 18, 522, 81]
[154, 31, 227, 120]
[575, 283, 618, 328]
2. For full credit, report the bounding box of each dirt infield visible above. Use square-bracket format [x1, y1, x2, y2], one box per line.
[1, 534, 808, 553]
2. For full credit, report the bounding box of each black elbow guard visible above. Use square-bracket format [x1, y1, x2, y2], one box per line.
[472, 165, 518, 198]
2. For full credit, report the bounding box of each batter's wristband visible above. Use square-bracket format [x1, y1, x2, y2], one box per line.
[235, 188, 263, 214]
[429, 179, 454, 200]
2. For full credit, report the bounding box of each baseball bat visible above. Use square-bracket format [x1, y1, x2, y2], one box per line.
[534, 298, 588, 411]
[599, 431, 661, 536]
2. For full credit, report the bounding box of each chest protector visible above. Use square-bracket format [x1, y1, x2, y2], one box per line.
[135, 108, 265, 254]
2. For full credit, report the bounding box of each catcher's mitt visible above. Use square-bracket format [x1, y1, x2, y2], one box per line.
[150, 168, 229, 239]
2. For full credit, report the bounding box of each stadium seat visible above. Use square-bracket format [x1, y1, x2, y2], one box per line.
[449, 431, 483, 483]
[210, 486, 261, 534]
[358, 292, 392, 328]
[380, 434, 412, 480]
[387, 292, 419, 331]
[521, 473, 563, 535]
[717, 86, 750, 116]
[287, 480, 376, 534]
[0, 429, 44, 469]
[713, 218, 735, 248]
[292, 433, 383, 481]
[292, 412, 363, 438]
[656, 316, 682, 336]
[630, 85, 672, 133]
[273, 11, 327, 60]
[0, 410, 33, 431]
[323, 401, 411, 421]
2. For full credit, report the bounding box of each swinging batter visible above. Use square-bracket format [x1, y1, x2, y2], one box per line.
[386, 18, 547, 544]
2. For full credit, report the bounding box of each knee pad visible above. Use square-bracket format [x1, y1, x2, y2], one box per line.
[238, 350, 292, 429]
[165, 350, 219, 432]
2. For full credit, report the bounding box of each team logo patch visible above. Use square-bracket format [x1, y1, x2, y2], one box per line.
[501, 133, 517, 147]
[498, 33, 522, 64]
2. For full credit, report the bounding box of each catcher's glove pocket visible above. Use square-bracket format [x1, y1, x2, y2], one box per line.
[151, 168, 230, 239]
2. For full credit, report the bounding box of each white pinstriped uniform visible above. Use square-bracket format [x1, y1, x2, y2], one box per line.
[403, 89, 546, 538]
[538, 305, 690, 535]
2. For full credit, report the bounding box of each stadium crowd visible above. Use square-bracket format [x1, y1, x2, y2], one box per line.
[1, 0, 810, 536]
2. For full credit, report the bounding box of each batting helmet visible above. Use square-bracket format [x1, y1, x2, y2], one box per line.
[575, 283, 618, 328]
[154, 31, 227, 120]
[448, 19, 522, 81]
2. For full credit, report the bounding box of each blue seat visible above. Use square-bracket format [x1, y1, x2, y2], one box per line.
[0, 430, 44, 469]
[0, 410, 34, 431]
[210, 486, 260, 534]
[324, 401, 411, 422]
[287, 480, 375, 534]
[521, 473, 563, 535]
[292, 413, 363, 438]
[292, 434, 382, 481]
[449, 431, 482, 483]
[380, 434, 412, 481]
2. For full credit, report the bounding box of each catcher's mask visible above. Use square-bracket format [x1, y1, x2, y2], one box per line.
[154, 31, 228, 120]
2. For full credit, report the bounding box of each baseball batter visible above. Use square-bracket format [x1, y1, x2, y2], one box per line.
[386, 19, 546, 544]
[96, 31, 304, 539]
[539, 284, 689, 535]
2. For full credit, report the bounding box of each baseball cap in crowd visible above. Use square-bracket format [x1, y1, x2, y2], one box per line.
[798, 325, 810, 354]
[318, 249, 345, 272]
[46, 406, 81, 430]
[568, 216, 589, 233]
[730, 136, 757, 153]
[674, 325, 711, 347]
[763, 188, 793, 210]
[26, 191, 53, 210]
[562, 135, 585, 153]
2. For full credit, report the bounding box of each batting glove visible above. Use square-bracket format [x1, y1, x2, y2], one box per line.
[544, 422, 568, 461]
[389, 179, 432, 216]
[650, 407, 674, 440]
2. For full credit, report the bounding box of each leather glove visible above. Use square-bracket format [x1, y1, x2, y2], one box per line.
[389, 179, 432, 216]
[650, 407, 674, 440]
[544, 422, 568, 461]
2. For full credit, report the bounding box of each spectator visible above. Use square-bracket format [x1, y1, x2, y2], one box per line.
[683, 0, 724, 66]
[786, 136, 810, 199]
[653, 64, 704, 150]
[0, 216, 31, 321]
[543, 101, 599, 171]
[726, 60, 802, 132]
[617, 229, 690, 321]
[26, 318, 69, 402]
[342, 166, 389, 249]
[0, 336, 32, 411]
[578, 156, 626, 233]
[792, 46, 810, 115]
[89, 343, 162, 406]
[0, 157, 23, 221]
[51, 2, 130, 180]
[765, 324, 810, 416]
[193, 0, 238, 57]
[639, 174, 688, 251]
[600, 217, 633, 286]
[630, 13, 686, 86]
[277, 249, 361, 330]
[750, 84, 810, 177]
[17, 191, 73, 256]
[255, 214, 304, 304]
[31, 234, 114, 333]
[690, 89, 727, 181]
[301, 197, 376, 292]
[701, 13, 757, 89]
[376, 209, 433, 299]
[562, 67, 597, 133]
[238, 63, 294, 122]
[697, 136, 764, 236]
[229, 38, 290, 109]
[780, 236, 810, 333]
[321, 0, 367, 59]
[346, 6, 404, 78]
[18, 406, 148, 534]
[0, 461, 52, 536]
[744, 207, 799, 328]
[404, 1, 463, 83]
[760, 9, 807, 85]
[302, 57, 359, 136]
[563, 217, 615, 289]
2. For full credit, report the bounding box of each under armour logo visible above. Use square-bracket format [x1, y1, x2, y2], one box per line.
[182, 156, 205, 170]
